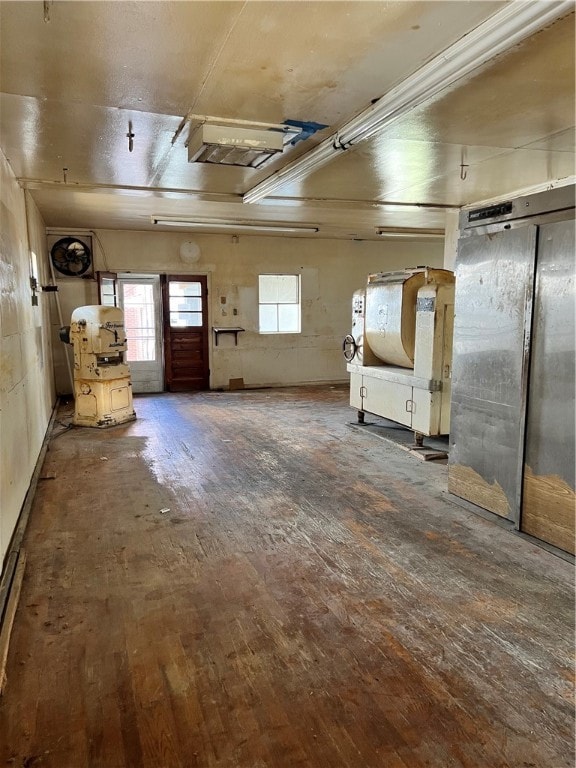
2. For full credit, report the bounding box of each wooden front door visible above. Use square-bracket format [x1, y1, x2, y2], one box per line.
[162, 274, 209, 391]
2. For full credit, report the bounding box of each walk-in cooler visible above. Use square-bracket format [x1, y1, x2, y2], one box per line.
[448, 185, 575, 554]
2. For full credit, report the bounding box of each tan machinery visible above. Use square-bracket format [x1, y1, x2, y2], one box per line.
[344, 267, 454, 437]
[60, 305, 136, 428]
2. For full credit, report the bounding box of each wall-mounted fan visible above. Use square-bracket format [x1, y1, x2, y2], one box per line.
[50, 236, 92, 277]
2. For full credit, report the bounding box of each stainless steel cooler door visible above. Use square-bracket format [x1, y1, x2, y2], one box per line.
[521, 220, 576, 553]
[448, 226, 537, 522]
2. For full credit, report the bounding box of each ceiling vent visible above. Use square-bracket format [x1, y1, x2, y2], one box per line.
[187, 123, 287, 168]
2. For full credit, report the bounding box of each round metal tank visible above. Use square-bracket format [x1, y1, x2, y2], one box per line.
[365, 267, 454, 368]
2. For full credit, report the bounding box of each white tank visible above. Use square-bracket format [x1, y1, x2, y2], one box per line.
[365, 268, 454, 368]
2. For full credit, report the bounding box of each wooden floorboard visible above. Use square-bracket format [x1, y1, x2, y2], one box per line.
[0, 386, 573, 767]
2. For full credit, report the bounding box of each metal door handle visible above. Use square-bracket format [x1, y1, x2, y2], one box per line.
[405, 399, 414, 413]
[360, 386, 367, 398]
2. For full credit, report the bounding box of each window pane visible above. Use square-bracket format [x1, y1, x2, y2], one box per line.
[169, 296, 202, 312]
[124, 304, 155, 328]
[169, 281, 202, 297]
[259, 274, 299, 304]
[278, 304, 300, 333]
[100, 278, 116, 307]
[276, 275, 298, 303]
[259, 304, 278, 333]
[123, 283, 153, 304]
[259, 275, 278, 303]
[258, 274, 301, 334]
[101, 281, 114, 295]
[126, 337, 155, 362]
[170, 311, 203, 327]
[126, 329, 154, 340]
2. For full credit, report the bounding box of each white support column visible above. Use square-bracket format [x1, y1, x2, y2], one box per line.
[443, 210, 460, 272]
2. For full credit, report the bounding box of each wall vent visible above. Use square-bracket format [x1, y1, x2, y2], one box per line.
[46, 233, 93, 278]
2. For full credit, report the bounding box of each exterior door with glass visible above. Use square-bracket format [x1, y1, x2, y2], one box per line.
[117, 275, 164, 393]
[162, 274, 209, 391]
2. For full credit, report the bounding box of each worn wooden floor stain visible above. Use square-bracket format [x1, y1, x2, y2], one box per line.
[0, 386, 573, 768]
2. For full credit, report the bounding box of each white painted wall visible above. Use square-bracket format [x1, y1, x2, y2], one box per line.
[50, 229, 444, 393]
[0, 151, 56, 568]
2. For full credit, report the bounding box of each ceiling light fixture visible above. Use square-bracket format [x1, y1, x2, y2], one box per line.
[376, 228, 444, 239]
[151, 217, 319, 234]
[243, 0, 573, 204]
[187, 124, 286, 168]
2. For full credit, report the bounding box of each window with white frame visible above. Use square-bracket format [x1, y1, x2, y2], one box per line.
[258, 274, 301, 334]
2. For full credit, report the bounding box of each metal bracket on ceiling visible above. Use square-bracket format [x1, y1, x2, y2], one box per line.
[126, 122, 135, 153]
[332, 134, 352, 152]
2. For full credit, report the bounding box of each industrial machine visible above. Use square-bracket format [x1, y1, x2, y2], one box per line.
[60, 305, 136, 428]
[344, 267, 455, 437]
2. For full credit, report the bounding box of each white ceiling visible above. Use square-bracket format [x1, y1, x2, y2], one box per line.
[1, 1, 574, 240]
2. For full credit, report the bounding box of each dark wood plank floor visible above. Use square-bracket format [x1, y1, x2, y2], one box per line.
[1, 386, 573, 768]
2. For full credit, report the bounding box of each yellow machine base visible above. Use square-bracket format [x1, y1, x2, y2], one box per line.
[73, 378, 136, 429]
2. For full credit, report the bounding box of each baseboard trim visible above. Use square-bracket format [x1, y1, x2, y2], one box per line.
[0, 550, 26, 694]
[0, 398, 59, 628]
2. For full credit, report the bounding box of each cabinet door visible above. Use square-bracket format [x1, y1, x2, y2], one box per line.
[521, 220, 575, 553]
[349, 372, 364, 410]
[411, 389, 436, 436]
[362, 377, 413, 427]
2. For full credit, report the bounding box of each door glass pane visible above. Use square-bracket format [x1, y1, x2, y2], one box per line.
[128, 337, 155, 360]
[122, 283, 156, 361]
[169, 281, 202, 297]
[169, 296, 202, 313]
[170, 311, 203, 327]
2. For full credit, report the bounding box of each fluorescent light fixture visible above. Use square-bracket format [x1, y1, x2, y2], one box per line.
[376, 228, 444, 239]
[244, 0, 573, 203]
[151, 217, 318, 234]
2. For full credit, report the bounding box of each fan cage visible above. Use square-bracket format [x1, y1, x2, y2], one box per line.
[48, 235, 93, 278]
